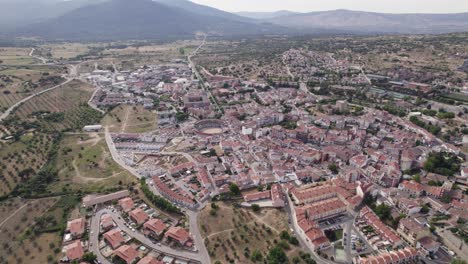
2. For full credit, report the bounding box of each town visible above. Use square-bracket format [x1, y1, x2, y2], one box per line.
[46, 33, 468, 264]
[0, 8, 467, 264]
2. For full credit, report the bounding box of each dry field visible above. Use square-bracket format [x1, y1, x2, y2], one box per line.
[102, 105, 156, 133]
[0, 65, 65, 110]
[41, 43, 95, 60]
[12, 79, 102, 132]
[0, 197, 59, 264]
[0, 48, 37, 65]
[0, 133, 53, 196]
[52, 133, 136, 193]
[198, 202, 301, 263]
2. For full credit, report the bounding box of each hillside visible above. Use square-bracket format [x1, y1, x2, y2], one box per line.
[236, 10, 299, 20]
[266, 9, 468, 34]
[0, 0, 108, 31]
[17, 0, 282, 41]
[154, 0, 253, 23]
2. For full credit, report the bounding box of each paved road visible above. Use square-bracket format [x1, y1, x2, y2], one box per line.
[284, 194, 335, 264]
[90, 209, 206, 263]
[104, 127, 142, 179]
[188, 35, 222, 115]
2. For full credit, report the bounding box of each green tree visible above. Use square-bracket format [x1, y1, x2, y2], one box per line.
[250, 250, 263, 262]
[328, 163, 339, 174]
[82, 252, 97, 263]
[229, 183, 240, 196]
[267, 246, 288, 264]
[251, 204, 261, 212]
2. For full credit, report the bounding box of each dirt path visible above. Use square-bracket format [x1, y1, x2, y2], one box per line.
[0, 203, 29, 228]
[120, 107, 131, 133]
[206, 228, 236, 239]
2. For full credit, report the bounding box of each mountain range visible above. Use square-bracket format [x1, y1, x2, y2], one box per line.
[3, 0, 468, 41]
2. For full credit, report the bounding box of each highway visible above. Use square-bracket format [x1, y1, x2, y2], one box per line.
[90, 209, 207, 263]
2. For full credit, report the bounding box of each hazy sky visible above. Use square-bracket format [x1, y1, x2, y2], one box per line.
[191, 0, 468, 13]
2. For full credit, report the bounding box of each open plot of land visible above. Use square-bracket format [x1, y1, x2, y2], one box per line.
[199, 202, 301, 263]
[0, 48, 38, 65]
[0, 132, 53, 196]
[99, 41, 198, 70]
[0, 197, 59, 264]
[102, 105, 156, 133]
[41, 43, 96, 60]
[52, 133, 136, 193]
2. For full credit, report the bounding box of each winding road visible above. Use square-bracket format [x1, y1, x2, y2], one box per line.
[90, 209, 207, 263]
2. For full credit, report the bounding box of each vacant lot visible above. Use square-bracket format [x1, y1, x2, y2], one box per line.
[52, 133, 135, 193]
[102, 105, 156, 133]
[199, 202, 301, 263]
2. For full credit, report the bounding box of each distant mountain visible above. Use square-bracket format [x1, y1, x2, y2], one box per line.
[17, 0, 284, 41]
[265, 9, 468, 34]
[236, 10, 300, 20]
[154, 0, 253, 23]
[0, 0, 108, 31]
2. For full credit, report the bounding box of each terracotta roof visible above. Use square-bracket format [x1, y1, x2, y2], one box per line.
[64, 240, 84, 261]
[114, 245, 138, 264]
[101, 214, 114, 229]
[103, 229, 125, 249]
[118, 197, 135, 213]
[129, 208, 149, 225]
[144, 219, 167, 236]
[244, 191, 271, 202]
[67, 218, 85, 237]
[165, 226, 192, 246]
[137, 256, 163, 264]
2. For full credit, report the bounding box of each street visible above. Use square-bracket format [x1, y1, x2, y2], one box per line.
[90, 209, 209, 263]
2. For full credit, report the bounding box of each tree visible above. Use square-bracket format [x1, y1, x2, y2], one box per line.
[328, 163, 339, 174]
[412, 174, 421, 183]
[267, 246, 288, 264]
[250, 250, 263, 262]
[229, 183, 240, 196]
[82, 252, 97, 263]
[251, 204, 261, 212]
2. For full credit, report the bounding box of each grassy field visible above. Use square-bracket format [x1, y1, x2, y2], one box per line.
[199, 202, 302, 263]
[0, 133, 53, 196]
[102, 105, 156, 133]
[41, 43, 94, 60]
[52, 133, 136, 193]
[0, 197, 59, 264]
[0, 48, 38, 65]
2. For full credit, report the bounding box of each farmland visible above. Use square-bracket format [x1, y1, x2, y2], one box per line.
[199, 202, 303, 263]
[12, 79, 102, 132]
[0, 133, 53, 196]
[0, 48, 38, 65]
[102, 105, 156, 133]
[0, 197, 59, 264]
[0, 65, 66, 111]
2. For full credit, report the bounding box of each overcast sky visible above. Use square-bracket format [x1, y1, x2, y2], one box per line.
[191, 0, 468, 13]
